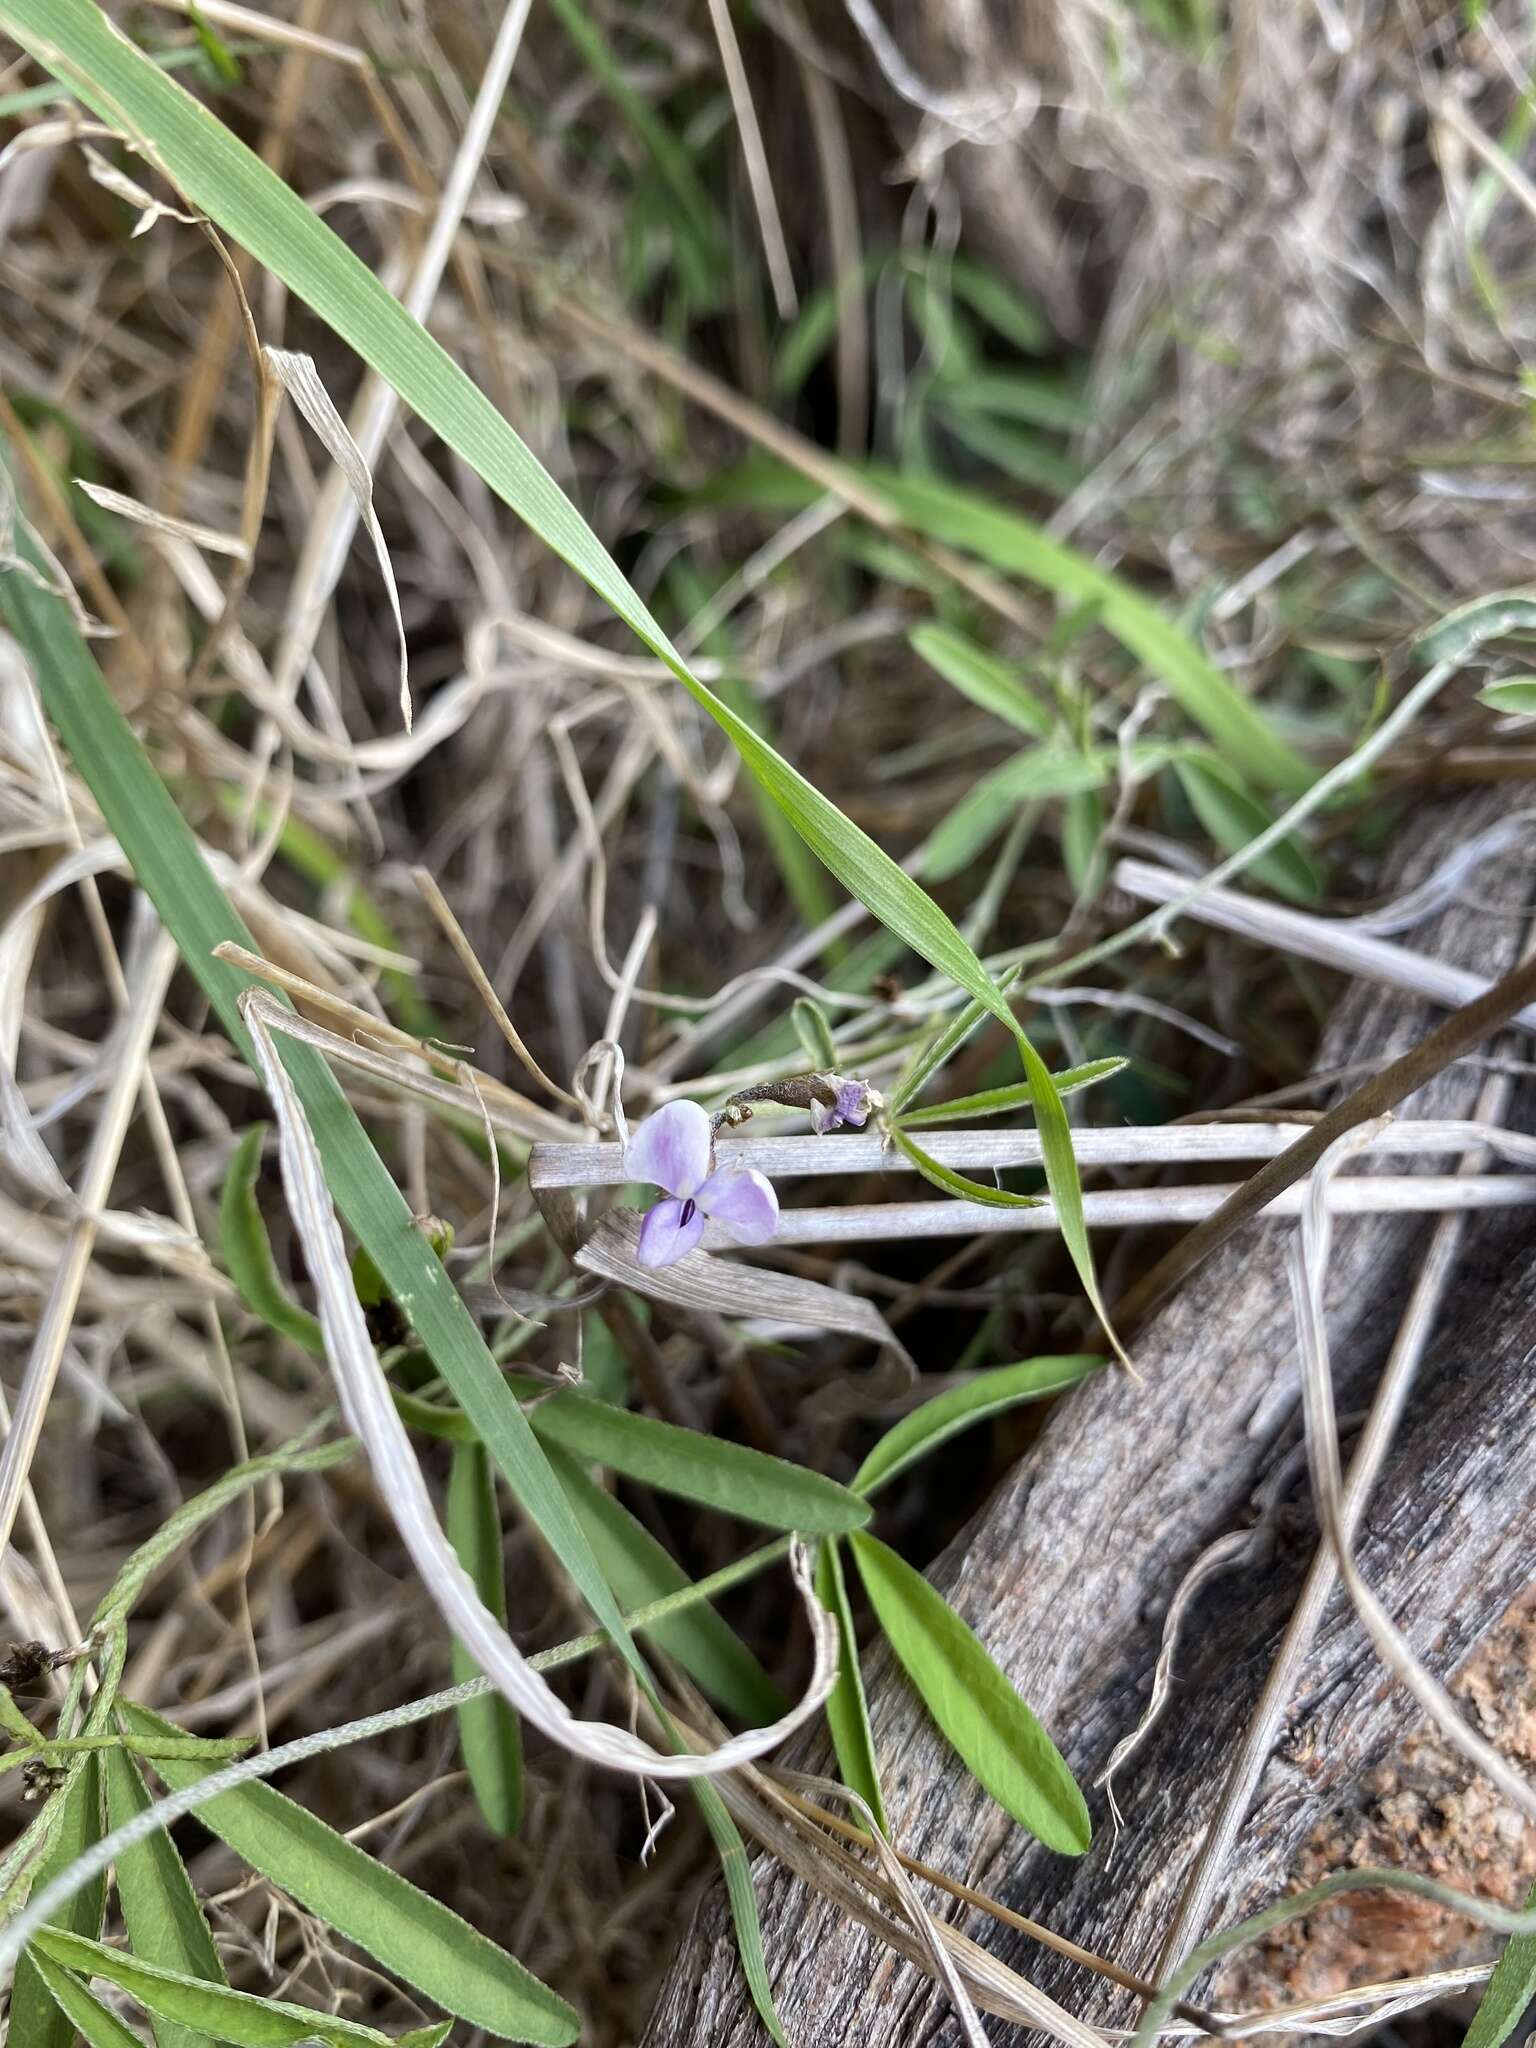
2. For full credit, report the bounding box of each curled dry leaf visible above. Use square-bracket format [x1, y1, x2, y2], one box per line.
[239, 989, 840, 1784]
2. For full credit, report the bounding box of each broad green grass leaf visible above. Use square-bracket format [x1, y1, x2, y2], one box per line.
[546, 1449, 784, 1725]
[848, 1531, 1089, 1854]
[1464, 1878, 1536, 2048]
[220, 1124, 323, 1356]
[1173, 753, 1320, 902]
[853, 1356, 1102, 1496]
[874, 469, 1312, 794]
[31, 1949, 147, 2048]
[529, 1392, 870, 1533]
[11, 1755, 107, 2048]
[922, 745, 1112, 881]
[103, 1743, 225, 2048]
[908, 623, 1053, 737]
[31, 1928, 447, 2046]
[900, 1059, 1125, 1127]
[117, 1704, 575, 2046]
[0, 0, 1116, 1380]
[1478, 676, 1536, 717]
[815, 1540, 887, 1833]
[446, 1444, 523, 1838]
[0, 534, 659, 1721]
[888, 1124, 1044, 1210]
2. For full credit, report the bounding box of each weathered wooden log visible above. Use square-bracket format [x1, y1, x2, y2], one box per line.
[643, 786, 1536, 2045]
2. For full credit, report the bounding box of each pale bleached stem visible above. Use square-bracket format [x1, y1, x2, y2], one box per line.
[1115, 858, 1536, 1034]
[760, 1177, 1536, 1247]
[529, 1116, 1535, 1189]
[269, 0, 535, 703]
[0, 929, 177, 1563]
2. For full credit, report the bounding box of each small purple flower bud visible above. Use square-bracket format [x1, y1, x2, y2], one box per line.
[809, 1074, 877, 1134]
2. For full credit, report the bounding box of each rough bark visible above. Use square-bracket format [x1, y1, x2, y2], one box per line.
[642, 786, 1536, 2046]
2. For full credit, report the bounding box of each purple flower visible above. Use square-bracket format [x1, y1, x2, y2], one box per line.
[810, 1077, 875, 1136]
[625, 1100, 779, 1269]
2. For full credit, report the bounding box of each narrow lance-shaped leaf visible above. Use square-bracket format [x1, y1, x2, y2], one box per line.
[921, 745, 1112, 884]
[815, 1539, 887, 1834]
[529, 1392, 871, 1534]
[545, 1447, 784, 1726]
[0, 4, 1113, 1353]
[446, 1443, 524, 1838]
[30, 1928, 451, 2048]
[900, 1058, 1125, 1128]
[117, 1703, 577, 2047]
[219, 1124, 323, 1356]
[848, 1531, 1090, 1855]
[887, 1122, 1044, 1211]
[1173, 753, 1320, 904]
[853, 1356, 1102, 1497]
[1464, 1877, 1536, 2048]
[103, 1741, 226, 2048]
[908, 623, 1052, 737]
[10, 1754, 107, 2048]
[31, 1948, 152, 2048]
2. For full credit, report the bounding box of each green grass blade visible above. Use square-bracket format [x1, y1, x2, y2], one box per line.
[117, 1704, 575, 2045]
[102, 1744, 225, 2048]
[1464, 1877, 1536, 2048]
[546, 1448, 785, 1725]
[31, 1927, 446, 2046]
[691, 1780, 790, 2048]
[887, 1123, 1044, 1210]
[908, 623, 1053, 738]
[814, 1540, 887, 1833]
[848, 1532, 1089, 1854]
[220, 1124, 323, 1356]
[10, 1756, 107, 2048]
[446, 1444, 524, 1838]
[0, 0, 1114, 1361]
[0, 534, 658, 1709]
[921, 745, 1112, 882]
[853, 1356, 1102, 1497]
[873, 469, 1312, 794]
[900, 1058, 1126, 1127]
[528, 1392, 871, 1534]
[888, 976, 1019, 1118]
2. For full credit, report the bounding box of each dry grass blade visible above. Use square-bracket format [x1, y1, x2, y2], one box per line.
[263, 348, 410, 728]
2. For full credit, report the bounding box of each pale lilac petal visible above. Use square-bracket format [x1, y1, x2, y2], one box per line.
[625, 1100, 711, 1197]
[636, 1196, 707, 1268]
[696, 1165, 779, 1245]
[809, 1098, 833, 1135]
[833, 1080, 872, 1129]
